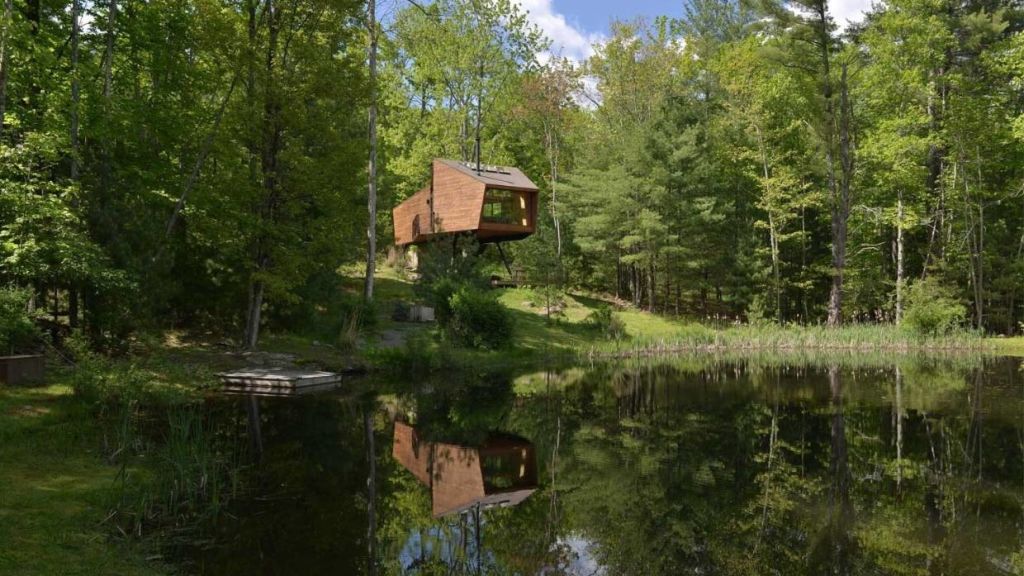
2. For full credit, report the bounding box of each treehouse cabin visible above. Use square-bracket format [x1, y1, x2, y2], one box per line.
[392, 159, 539, 247]
[392, 421, 538, 517]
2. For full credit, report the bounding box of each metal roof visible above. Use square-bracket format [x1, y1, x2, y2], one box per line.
[437, 158, 539, 191]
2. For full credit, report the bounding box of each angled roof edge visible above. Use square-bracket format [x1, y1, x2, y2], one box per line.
[435, 158, 539, 191]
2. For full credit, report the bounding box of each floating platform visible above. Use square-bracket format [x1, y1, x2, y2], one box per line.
[218, 368, 342, 397]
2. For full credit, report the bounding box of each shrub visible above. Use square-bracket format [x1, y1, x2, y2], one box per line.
[0, 286, 40, 354]
[903, 278, 967, 337]
[446, 287, 514, 349]
[585, 306, 628, 340]
[427, 277, 460, 326]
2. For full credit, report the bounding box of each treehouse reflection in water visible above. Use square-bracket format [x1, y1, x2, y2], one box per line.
[392, 421, 538, 517]
[182, 357, 1024, 575]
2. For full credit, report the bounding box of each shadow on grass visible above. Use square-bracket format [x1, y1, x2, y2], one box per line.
[0, 385, 169, 575]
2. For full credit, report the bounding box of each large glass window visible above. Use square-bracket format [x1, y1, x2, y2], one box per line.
[482, 189, 528, 226]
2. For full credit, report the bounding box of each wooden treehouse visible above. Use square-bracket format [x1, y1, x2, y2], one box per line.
[392, 421, 538, 518]
[392, 159, 539, 247]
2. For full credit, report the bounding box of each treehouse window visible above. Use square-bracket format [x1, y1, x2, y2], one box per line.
[482, 189, 528, 226]
[481, 449, 531, 492]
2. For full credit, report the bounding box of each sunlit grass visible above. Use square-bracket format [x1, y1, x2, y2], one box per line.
[990, 336, 1024, 357]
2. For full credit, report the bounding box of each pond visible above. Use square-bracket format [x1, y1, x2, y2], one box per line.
[183, 355, 1024, 575]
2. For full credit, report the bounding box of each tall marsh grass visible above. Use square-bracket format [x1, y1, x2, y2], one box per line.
[582, 323, 988, 359]
[65, 341, 249, 541]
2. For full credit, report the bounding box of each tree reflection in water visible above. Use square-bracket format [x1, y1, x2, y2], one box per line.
[186, 356, 1024, 576]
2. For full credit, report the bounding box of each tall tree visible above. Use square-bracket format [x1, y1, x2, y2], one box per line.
[364, 0, 378, 301]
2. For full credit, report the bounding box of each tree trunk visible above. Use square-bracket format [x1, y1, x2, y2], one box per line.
[755, 125, 782, 321]
[364, 0, 378, 302]
[70, 0, 81, 181]
[244, 274, 264, 350]
[246, 395, 263, 460]
[100, 0, 117, 193]
[546, 123, 563, 266]
[245, 0, 281, 351]
[26, 0, 40, 126]
[827, 364, 854, 569]
[894, 365, 904, 491]
[810, 0, 842, 326]
[68, 288, 78, 329]
[648, 260, 656, 312]
[924, 59, 948, 269]
[895, 192, 905, 324]
[829, 62, 853, 326]
[364, 409, 378, 576]
[0, 0, 12, 140]
[754, 399, 779, 553]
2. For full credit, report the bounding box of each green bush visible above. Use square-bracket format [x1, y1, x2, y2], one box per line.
[427, 277, 460, 326]
[903, 278, 967, 337]
[446, 287, 514, 349]
[585, 306, 628, 340]
[0, 286, 40, 354]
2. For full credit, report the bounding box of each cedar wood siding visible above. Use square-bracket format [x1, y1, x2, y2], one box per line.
[391, 159, 538, 246]
[430, 159, 487, 234]
[392, 186, 431, 246]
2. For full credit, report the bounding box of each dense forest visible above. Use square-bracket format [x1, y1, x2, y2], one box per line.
[1, 0, 1023, 349]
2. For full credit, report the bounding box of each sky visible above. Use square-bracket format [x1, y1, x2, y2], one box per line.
[517, 0, 877, 63]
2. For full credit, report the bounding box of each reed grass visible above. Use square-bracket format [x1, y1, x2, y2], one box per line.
[580, 323, 988, 360]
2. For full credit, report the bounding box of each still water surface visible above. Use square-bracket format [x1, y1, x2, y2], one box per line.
[187, 356, 1024, 575]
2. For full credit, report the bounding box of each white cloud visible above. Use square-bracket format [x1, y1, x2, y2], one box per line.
[514, 0, 605, 63]
[830, 0, 874, 28]
[785, 0, 874, 30]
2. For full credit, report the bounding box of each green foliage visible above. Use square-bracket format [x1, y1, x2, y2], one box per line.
[902, 279, 967, 337]
[585, 306, 628, 341]
[0, 286, 39, 354]
[446, 286, 514, 349]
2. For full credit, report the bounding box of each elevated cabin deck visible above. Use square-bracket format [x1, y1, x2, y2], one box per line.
[392, 159, 539, 246]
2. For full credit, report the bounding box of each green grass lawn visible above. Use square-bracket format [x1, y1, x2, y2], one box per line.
[990, 336, 1024, 356]
[496, 287, 690, 353]
[351, 269, 992, 365]
[0, 384, 169, 576]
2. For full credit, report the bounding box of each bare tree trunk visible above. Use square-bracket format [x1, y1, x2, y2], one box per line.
[0, 0, 12, 140]
[364, 0, 378, 301]
[895, 192, 905, 324]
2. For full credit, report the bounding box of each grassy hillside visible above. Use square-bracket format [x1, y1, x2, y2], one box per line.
[346, 270, 990, 367]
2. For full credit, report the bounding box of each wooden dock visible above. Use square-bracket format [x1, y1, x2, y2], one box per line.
[218, 368, 342, 396]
